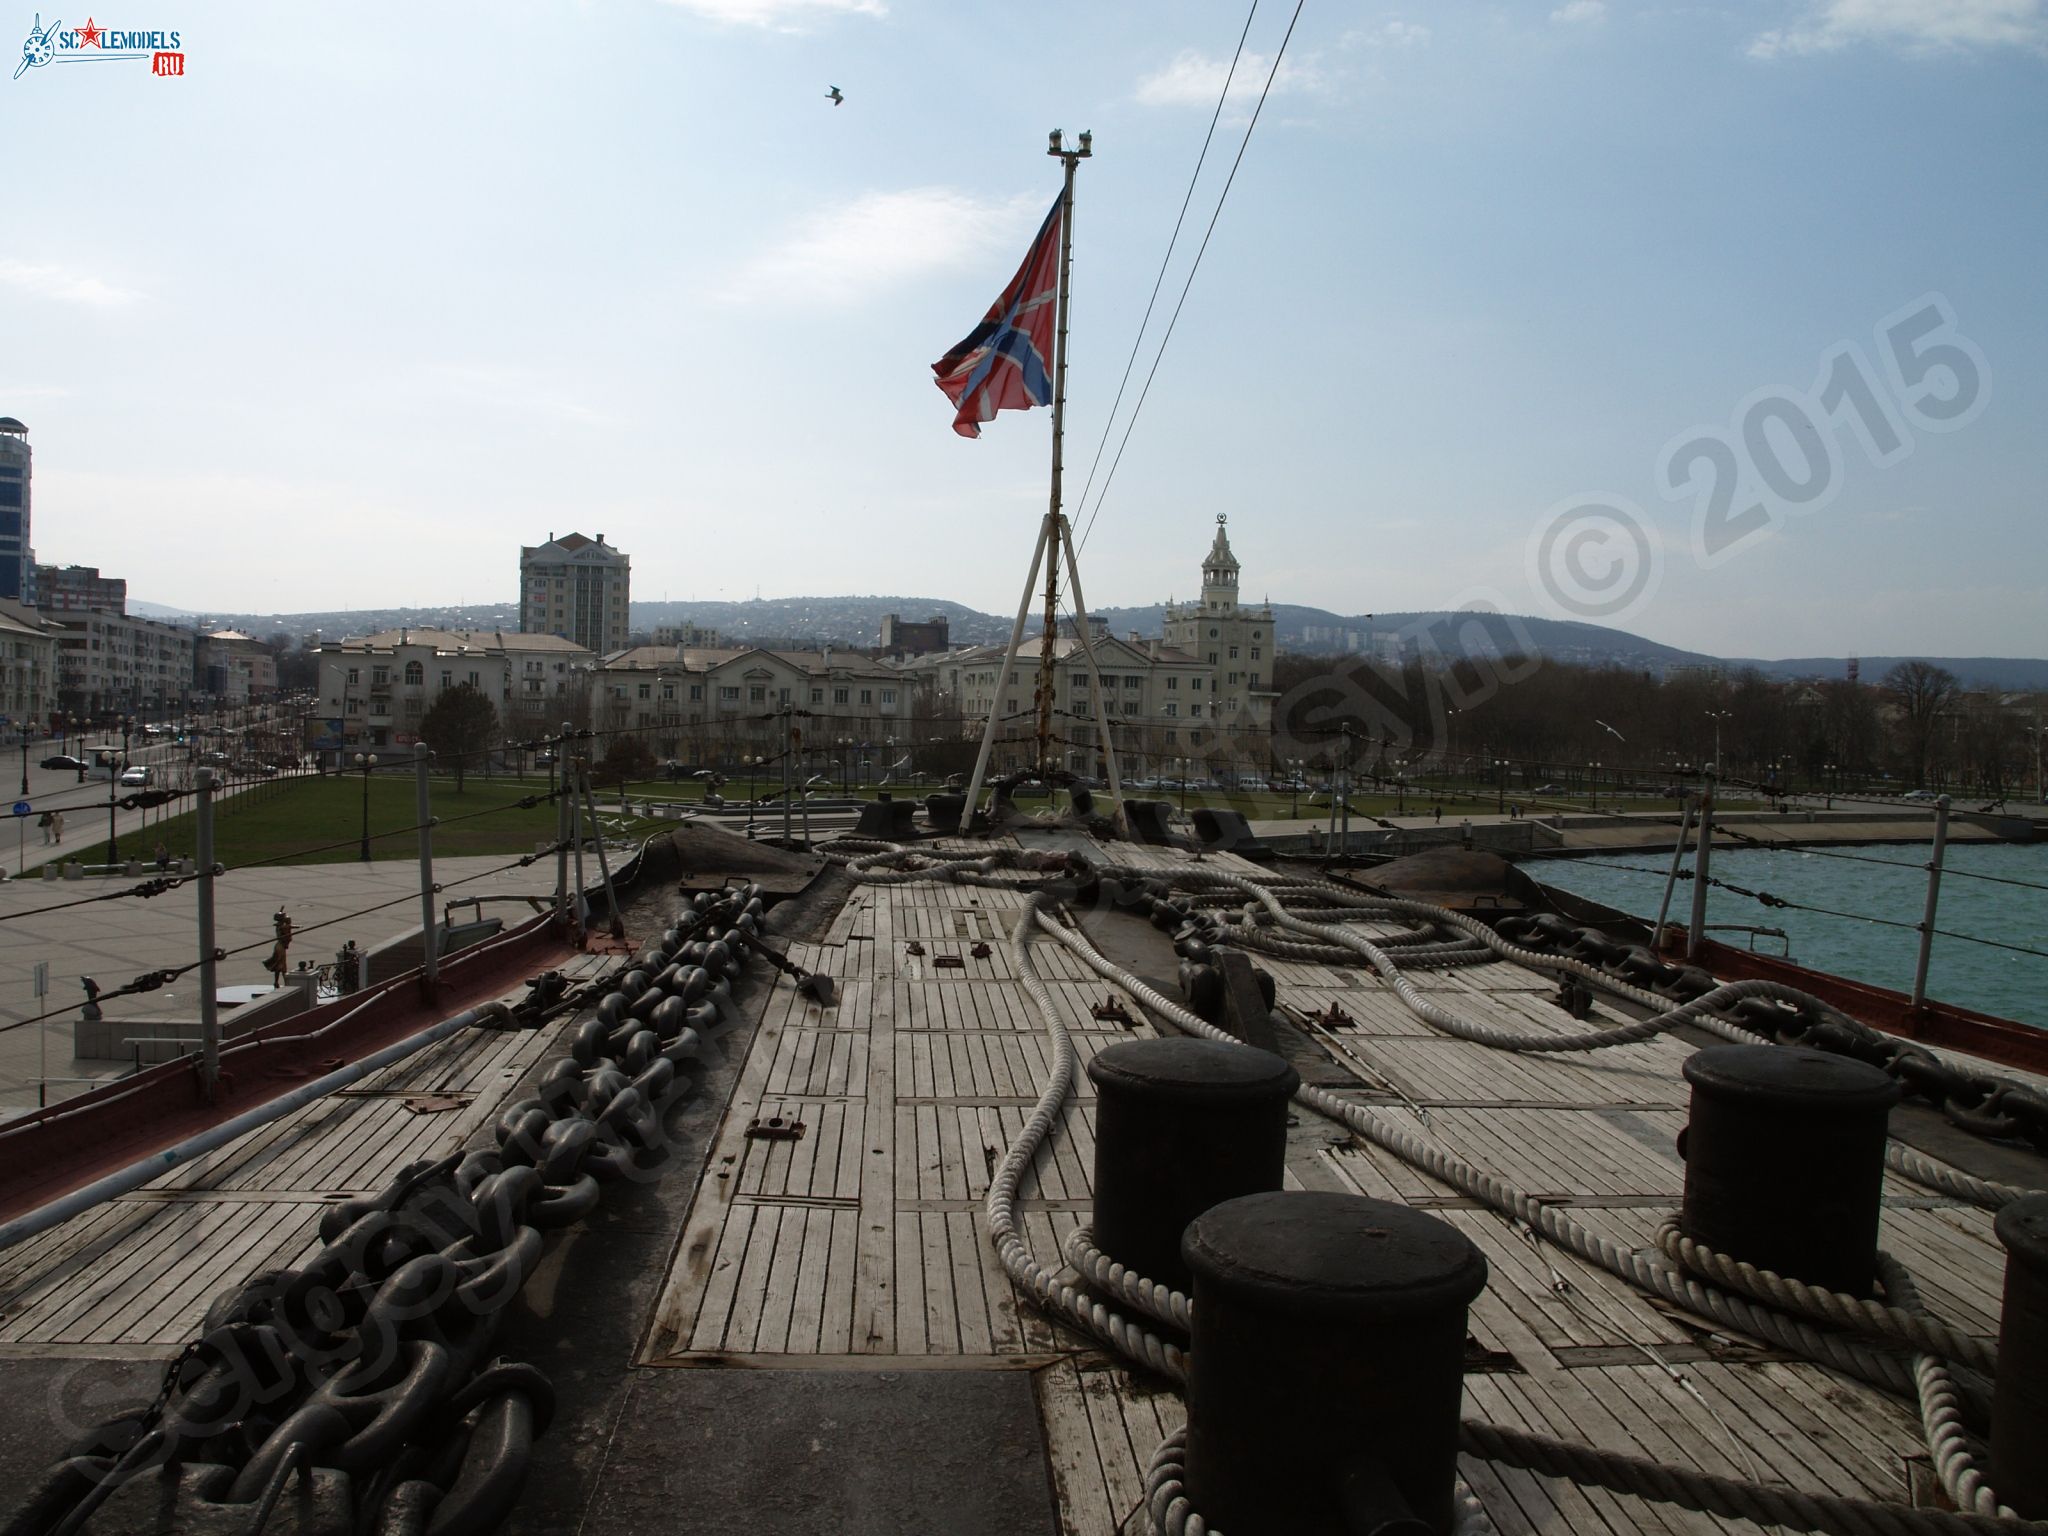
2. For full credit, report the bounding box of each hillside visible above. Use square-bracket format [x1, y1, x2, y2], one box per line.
[163, 594, 2046, 691]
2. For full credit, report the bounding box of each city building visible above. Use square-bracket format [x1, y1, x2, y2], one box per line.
[313, 628, 596, 753]
[520, 532, 630, 657]
[1160, 515, 1278, 736]
[901, 517, 1283, 780]
[34, 564, 128, 614]
[0, 597, 60, 737]
[45, 610, 195, 717]
[904, 632, 1216, 779]
[878, 613, 950, 658]
[0, 418, 34, 604]
[651, 622, 722, 649]
[196, 629, 280, 704]
[592, 643, 911, 771]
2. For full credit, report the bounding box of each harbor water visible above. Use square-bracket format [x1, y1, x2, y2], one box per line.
[1534, 841, 2048, 1029]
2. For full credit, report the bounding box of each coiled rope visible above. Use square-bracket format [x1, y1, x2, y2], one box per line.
[822, 841, 2037, 1529]
[1656, 1221, 1996, 1374]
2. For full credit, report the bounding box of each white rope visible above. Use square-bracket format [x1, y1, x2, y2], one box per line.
[832, 846, 2035, 1528]
[1142, 1427, 1500, 1536]
[1656, 1221, 1997, 1375]
[1063, 1225, 1193, 1333]
[1029, 906, 1927, 1399]
[982, 897, 1188, 1385]
[1886, 1141, 2034, 1212]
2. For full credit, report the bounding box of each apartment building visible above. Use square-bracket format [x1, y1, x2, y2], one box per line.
[520, 532, 630, 657]
[314, 628, 595, 752]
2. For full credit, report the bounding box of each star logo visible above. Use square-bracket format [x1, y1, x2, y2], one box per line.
[74, 15, 101, 46]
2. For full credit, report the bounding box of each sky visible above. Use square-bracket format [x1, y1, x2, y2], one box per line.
[3, 0, 2044, 660]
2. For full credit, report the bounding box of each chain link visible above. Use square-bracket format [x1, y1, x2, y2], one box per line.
[6, 883, 772, 1536]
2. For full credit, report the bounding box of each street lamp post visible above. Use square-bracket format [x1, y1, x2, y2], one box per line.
[1289, 758, 1303, 819]
[837, 736, 854, 795]
[354, 752, 379, 861]
[19, 723, 31, 799]
[1704, 709, 1732, 774]
[107, 713, 135, 865]
[1496, 758, 1507, 814]
[1588, 761, 1599, 812]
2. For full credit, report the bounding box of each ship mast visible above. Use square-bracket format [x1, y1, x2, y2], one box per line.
[958, 131, 1127, 837]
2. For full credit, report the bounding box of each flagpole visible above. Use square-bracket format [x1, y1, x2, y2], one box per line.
[959, 130, 1091, 833]
[1035, 133, 1085, 779]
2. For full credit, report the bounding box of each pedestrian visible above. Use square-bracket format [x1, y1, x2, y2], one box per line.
[154, 840, 171, 873]
[37, 810, 51, 845]
[1432, 804, 1442, 824]
[50, 810, 64, 845]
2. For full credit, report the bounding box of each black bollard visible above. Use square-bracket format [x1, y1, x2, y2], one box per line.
[1679, 1046, 1898, 1297]
[854, 798, 917, 840]
[1085, 1038, 1298, 1296]
[1991, 1194, 2048, 1517]
[1182, 1191, 1487, 1534]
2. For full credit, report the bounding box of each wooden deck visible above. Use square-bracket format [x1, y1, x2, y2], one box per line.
[0, 958, 604, 1358]
[643, 844, 2032, 1536]
[0, 845, 2033, 1535]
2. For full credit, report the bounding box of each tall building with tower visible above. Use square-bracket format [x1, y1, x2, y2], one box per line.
[0, 417, 34, 603]
[519, 531, 631, 657]
[1161, 515, 1277, 734]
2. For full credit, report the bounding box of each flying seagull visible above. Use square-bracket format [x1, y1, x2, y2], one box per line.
[1594, 719, 1626, 742]
[825, 86, 844, 105]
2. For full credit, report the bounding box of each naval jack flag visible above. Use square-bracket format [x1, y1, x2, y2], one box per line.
[931, 195, 1064, 438]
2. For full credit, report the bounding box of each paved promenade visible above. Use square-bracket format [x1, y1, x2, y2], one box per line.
[0, 854, 561, 1115]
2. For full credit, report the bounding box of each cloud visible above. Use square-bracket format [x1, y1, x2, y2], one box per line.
[1134, 48, 1322, 108]
[0, 261, 142, 308]
[656, 0, 884, 26]
[1749, 0, 2048, 57]
[1549, 0, 1608, 22]
[719, 187, 1043, 307]
[1344, 19, 1432, 47]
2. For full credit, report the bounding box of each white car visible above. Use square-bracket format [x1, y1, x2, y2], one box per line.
[119, 765, 155, 788]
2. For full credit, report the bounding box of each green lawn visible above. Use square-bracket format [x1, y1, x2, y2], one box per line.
[64, 774, 671, 869]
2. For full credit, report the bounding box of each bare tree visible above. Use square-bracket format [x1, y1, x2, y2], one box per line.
[420, 684, 499, 793]
[1883, 661, 1959, 789]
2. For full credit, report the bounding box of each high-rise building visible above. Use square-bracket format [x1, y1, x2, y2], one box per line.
[0, 417, 34, 603]
[519, 531, 631, 657]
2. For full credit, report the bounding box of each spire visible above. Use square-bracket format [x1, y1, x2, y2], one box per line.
[1202, 513, 1239, 599]
[1206, 512, 1239, 574]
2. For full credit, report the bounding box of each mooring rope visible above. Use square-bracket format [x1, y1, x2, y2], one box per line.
[820, 839, 2034, 1528]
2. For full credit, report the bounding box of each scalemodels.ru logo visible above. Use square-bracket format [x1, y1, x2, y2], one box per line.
[14, 13, 185, 79]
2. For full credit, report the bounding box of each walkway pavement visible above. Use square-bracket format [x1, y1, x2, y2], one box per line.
[0, 853, 562, 1114]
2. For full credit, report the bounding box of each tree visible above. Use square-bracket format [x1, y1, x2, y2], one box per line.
[597, 735, 656, 796]
[1883, 661, 1959, 789]
[420, 683, 500, 792]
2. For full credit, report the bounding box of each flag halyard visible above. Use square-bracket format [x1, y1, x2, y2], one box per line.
[931, 194, 1065, 438]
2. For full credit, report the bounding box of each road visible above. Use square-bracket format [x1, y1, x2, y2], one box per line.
[1, 734, 294, 877]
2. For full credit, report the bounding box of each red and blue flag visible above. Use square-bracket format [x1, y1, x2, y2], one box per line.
[932, 195, 1063, 438]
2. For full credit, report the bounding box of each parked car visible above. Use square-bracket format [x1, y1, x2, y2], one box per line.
[119, 765, 155, 787]
[40, 753, 85, 771]
[198, 751, 231, 766]
[1902, 788, 1937, 800]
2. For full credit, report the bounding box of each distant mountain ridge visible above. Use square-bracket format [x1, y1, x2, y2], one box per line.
[168, 594, 2047, 691]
